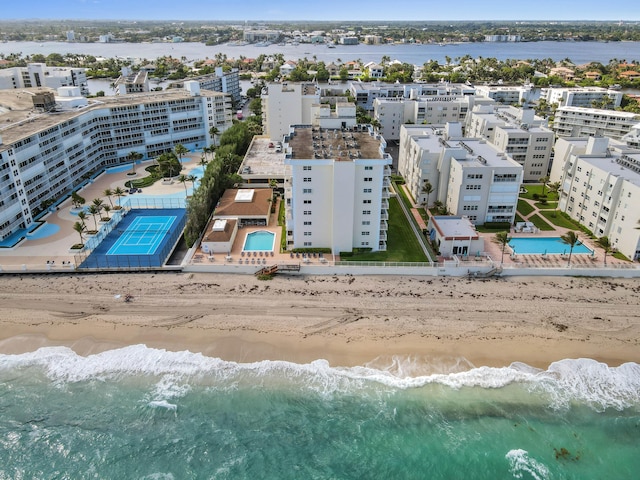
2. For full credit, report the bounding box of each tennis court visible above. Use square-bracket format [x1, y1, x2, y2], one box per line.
[77, 208, 186, 269]
[107, 216, 177, 256]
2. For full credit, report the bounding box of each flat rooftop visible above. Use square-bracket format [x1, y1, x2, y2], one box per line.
[431, 216, 479, 240]
[0, 87, 229, 148]
[241, 136, 290, 178]
[288, 126, 383, 161]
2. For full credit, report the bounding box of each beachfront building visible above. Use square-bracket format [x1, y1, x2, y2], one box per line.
[167, 67, 241, 105]
[283, 125, 392, 253]
[550, 136, 640, 261]
[553, 106, 640, 140]
[398, 123, 523, 225]
[0, 63, 89, 96]
[465, 105, 554, 182]
[541, 86, 623, 108]
[261, 82, 321, 142]
[427, 215, 485, 258]
[0, 83, 234, 242]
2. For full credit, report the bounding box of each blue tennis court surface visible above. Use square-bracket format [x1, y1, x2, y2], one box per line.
[107, 216, 176, 255]
[78, 208, 186, 269]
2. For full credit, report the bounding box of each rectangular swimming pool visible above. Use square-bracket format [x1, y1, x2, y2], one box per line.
[509, 237, 593, 255]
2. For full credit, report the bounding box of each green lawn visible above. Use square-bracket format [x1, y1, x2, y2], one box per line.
[517, 199, 535, 216]
[527, 213, 555, 231]
[520, 184, 560, 201]
[341, 196, 429, 262]
[539, 210, 580, 229]
[534, 201, 558, 210]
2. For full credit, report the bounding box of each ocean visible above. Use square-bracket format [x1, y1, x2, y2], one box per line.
[1, 345, 638, 479]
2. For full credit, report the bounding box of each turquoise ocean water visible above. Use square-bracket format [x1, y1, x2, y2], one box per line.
[1, 346, 639, 479]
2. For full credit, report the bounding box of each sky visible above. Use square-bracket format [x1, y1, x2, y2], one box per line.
[2, 0, 637, 22]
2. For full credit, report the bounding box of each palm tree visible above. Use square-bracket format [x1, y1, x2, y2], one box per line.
[187, 174, 197, 192]
[539, 175, 550, 196]
[560, 231, 580, 267]
[103, 188, 114, 208]
[174, 143, 188, 162]
[92, 197, 104, 214]
[113, 187, 125, 209]
[209, 126, 220, 148]
[548, 181, 561, 200]
[73, 221, 85, 245]
[178, 174, 189, 194]
[77, 211, 87, 229]
[88, 204, 100, 231]
[127, 151, 143, 174]
[421, 180, 434, 209]
[595, 236, 612, 265]
[492, 231, 512, 265]
[102, 204, 111, 221]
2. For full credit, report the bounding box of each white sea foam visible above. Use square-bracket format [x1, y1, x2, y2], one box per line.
[506, 449, 550, 480]
[1, 346, 639, 410]
[148, 400, 177, 412]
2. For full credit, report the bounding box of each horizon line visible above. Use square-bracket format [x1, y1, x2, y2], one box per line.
[1, 18, 637, 23]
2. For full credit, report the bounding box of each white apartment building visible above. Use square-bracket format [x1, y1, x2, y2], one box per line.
[550, 137, 640, 261]
[283, 125, 392, 253]
[373, 95, 479, 141]
[114, 68, 150, 95]
[466, 105, 554, 182]
[350, 81, 475, 111]
[553, 106, 640, 140]
[398, 123, 523, 225]
[168, 67, 241, 104]
[0, 84, 233, 241]
[474, 84, 535, 106]
[0, 63, 89, 96]
[310, 103, 357, 129]
[262, 82, 321, 141]
[541, 87, 623, 108]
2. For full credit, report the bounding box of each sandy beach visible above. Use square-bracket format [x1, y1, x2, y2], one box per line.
[0, 272, 638, 370]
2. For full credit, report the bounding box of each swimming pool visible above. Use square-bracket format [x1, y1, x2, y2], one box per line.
[243, 231, 275, 251]
[509, 237, 593, 255]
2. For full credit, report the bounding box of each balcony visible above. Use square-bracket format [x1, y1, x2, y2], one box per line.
[379, 220, 388, 230]
[381, 199, 389, 210]
[379, 231, 387, 241]
[381, 188, 390, 199]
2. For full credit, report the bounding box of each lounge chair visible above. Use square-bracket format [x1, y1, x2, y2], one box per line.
[270, 251, 274, 256]
[241, 251, 245, 257]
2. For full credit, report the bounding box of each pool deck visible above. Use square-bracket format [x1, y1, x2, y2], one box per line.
[0, 154, 203, 272]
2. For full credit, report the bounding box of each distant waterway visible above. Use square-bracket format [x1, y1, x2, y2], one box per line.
[2, 40, 639, 66]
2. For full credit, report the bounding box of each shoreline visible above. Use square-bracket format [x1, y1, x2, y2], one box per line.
[0, 272, 638, 370]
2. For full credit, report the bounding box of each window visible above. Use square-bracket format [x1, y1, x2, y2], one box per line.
[463, 205, 478, 211]
[303, 200, 312, 204]
[362, 220, 370, 225]
[304, 221, 312, 225]
[303, 210, 311, 215]
[363, 188, 372, 193]
[304, 231, 312, 236]
[361, 242, 370, 246]
[303, 177, 311, 182]
[362, 210, 371, 215]
[465, 184, 481, 190]
[467, 174, 483, 179]
[361, 231, 370, 236]
[303, 188, 312, 194]
[364, 166, 373, 170]
[363, 199, 371, 204]
[303, 165, 312, 171]
[304, 242, 312, 246]
[364, 177, 373, 182]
